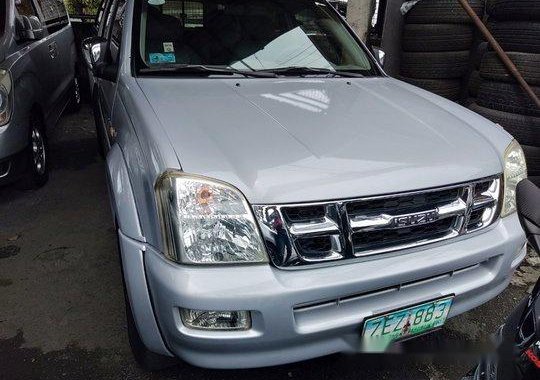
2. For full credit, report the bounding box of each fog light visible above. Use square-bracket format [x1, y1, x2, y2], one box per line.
[180, 309, 251, 331]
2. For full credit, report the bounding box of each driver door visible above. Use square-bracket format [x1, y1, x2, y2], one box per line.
[95, 0, 126, 153]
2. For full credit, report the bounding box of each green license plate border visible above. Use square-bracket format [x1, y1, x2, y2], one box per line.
[360, 295, 455, 343]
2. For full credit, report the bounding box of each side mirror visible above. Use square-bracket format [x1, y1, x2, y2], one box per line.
[15, 15, 44, 41]
[372, 47, 386, 67]
[82, 36, 117, 81]
[82, 36, 107, 71]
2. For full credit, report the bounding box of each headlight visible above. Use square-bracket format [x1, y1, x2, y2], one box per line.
[501, 140, 527, 217]
[155, 171, 268, 264]
[0, 70, 12, 126]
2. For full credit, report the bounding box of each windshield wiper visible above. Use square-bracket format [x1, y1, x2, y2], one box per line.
[139, 64, 278, 78]
[258, 66, 365, 78]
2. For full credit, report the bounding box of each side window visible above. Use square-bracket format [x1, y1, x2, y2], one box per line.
[100, 1, 115, 38]
[96, 0, 110, 35]
[34, 0, 69, 32]
[102, 0, 126, 65]
[111, 0, 126, 46]
[98, 0, 114, 37]
[15, 0, 38, 17]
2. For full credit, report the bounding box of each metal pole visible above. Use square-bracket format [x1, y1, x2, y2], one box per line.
[458, 0, 540, 109]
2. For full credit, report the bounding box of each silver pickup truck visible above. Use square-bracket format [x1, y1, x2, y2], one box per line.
[84, 0, 528, 371]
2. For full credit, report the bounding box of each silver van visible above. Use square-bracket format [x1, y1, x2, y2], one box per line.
[0, 0, 79, 189]
[84, 0, 528, 371]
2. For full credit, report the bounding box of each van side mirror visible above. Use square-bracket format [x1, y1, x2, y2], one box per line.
[82, 36, 117, 81]
[372, 47, 385, 67]
[15, 15, 44, 41]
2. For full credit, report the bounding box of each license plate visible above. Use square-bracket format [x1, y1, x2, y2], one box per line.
[361, 296, 453, 351]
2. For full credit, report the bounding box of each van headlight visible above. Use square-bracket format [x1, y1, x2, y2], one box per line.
[155, 171, 268, 264]
[0, 70, 12, 126]
[501, 140, 527, 217]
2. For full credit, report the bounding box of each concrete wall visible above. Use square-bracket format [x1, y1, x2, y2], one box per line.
[346, 0, 374, 42]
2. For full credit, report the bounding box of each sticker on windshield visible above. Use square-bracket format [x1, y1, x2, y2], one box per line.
[149, 53, 176, 64]
[163, 42, 174, 53]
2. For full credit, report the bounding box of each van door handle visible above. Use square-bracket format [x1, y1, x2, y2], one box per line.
[48, 42, 58, 59]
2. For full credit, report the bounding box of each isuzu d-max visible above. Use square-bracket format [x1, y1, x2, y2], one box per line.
[84, 0, 528, 371]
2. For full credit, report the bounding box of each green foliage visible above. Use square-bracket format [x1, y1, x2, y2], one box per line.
[64, 0, 101, 15]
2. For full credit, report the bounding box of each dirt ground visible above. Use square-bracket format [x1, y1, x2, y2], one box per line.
[0, 106, 538, 380]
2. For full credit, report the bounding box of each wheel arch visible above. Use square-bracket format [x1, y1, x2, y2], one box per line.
[106, 143, 145, 242]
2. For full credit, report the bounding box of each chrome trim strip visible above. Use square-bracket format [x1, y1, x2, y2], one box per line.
[438, 199, 468, 217]
[353, 230, 461, 257]
[289, 217, 340, 236]
[349, 198, 467, 231]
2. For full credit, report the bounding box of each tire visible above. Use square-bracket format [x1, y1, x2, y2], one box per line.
[489, 22, 540, 54]
[402, 24, 474, 52]
[468, 103, 540, 146]
[468, 70, 482, 98]
[480, 52, 540, 86]
[66, 77, 82, 113]
[401, 51, 470, 79]
[116, 227, 178, 372]
[487, 0, 540, 21]
[477, 81, 540, 116]
[17, 114, 49, 190]
[471, 42, 488, 70]
[523, 145, 540, 177]
[405, 0, 484, 24]
[400, 76, 462, 100]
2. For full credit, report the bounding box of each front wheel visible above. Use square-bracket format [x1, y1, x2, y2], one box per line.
[17, 115, 49, 190]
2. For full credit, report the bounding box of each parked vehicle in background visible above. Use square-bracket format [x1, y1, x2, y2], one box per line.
[463, 178, 540, 380]
[0, 0, 79, 189]
[84, 0, 527, 371]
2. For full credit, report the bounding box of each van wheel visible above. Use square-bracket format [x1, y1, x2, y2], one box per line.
[66, 77, 82, 113]
[116, 228, 178, 372]
[17, 115, 49, 190]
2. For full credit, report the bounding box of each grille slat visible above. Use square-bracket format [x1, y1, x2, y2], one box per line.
[352, 218, 456, 254]
[253, 177, 501, 268]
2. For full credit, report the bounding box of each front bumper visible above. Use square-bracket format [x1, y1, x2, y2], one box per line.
[0, 146, 28, 186]
[136, 213, 526, 369]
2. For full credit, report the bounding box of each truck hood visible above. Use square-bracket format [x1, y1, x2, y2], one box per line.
[137, 77, 506, 204]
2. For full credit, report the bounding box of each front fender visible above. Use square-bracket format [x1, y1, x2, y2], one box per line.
[106, 144, 172, 357]
[106, 143, 145, 242]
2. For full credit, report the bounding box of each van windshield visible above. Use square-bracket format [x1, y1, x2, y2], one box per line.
[137, 0, 377, 76]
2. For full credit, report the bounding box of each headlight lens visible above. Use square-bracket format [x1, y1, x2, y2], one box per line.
[0, 70, 12, 126]
[155, 171, 268, 264]
[501, 140, 527, 217]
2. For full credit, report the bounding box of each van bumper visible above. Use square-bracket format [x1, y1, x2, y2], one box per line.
[133, 213, 526, 369]
[0, 147, 28, 186]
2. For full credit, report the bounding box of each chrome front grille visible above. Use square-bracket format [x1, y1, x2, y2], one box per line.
[253, 177, 501, 268]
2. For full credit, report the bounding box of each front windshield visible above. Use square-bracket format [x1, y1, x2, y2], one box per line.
[137, 0, 377, 75]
